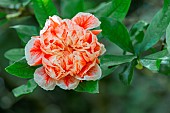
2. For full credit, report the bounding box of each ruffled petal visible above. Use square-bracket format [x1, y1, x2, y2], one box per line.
[34, 66, 57, 90]
[72, 12, 101, 30]
[91, 30, 102, 35]
[100, 44, 106, 55]
[56, 75, 80, 90]
[25, 37, 43, 66]
[40, 15, 62, 35]
[83, 64, 102, 80]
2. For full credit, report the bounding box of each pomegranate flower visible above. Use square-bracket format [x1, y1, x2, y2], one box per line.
[25, 12, 106, 90]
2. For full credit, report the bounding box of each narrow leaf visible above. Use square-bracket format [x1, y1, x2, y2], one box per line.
[136, 0, 170, 53]
[12, 79, 37, 97]
[166, 23, 170, 53]
[5, 58, 36, 78]
[119, 60, 136, 85]
[101, 17, 134, 53]
[32, 0, 58, 28]
[140, 59, 161, 71]
[100, 55, 136, 67]
[4, 48, 25, 61]
[75, 81, 99, 93]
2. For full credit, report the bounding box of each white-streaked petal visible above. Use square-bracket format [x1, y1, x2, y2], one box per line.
[25, 37, 43, 66]
[100, 44, 106, 55]
[50, 15, 62, 24]
[56, 75, 80, 90]
[82, 64, 101, 81]
[72, 12, 101, 30]
[34, 66, 57, 90]
[40, 19, 51, 35]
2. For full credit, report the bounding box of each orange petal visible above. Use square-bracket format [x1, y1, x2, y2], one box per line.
[25, 37, 43, 66]
[91, 30, 102, 35]
[56, 75, 80, 90]
[83, 64, 102, 80]
[72, 12, 101, 30]
[34, 66, 57, 90]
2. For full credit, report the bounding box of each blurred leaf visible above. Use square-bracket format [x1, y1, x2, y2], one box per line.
[4, 48, 25, 61]
[61, 0, 84, 18]
[0, 0, 30, 9]
[5, 58, 36, 78]
[32, 0, 58, 28]
[159, 61, 170, 75]
[94, 0, 131, 21]
[11, 25, 39, 45]
[140, 59, 161, 71]
[0, 12, 8, 26]
[136, 0, 170, 54]
[75, 81, 99, 93]
[101, 17, 134, 53]
[12, 79, 37, 97]
[166, 23, 170, 53]
[119, 60, 136, 85]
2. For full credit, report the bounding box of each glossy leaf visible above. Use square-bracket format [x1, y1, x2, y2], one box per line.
[100, 55, 136, 67]
[140, 59, 161, 71]
[101, 17, 134, 53]
[32, 0, 58, 28]
[130, 21, 149, 46]
[4, 48, 25, 61]
[119, 60, 136, 85]
[166, 23, 170, 53]
[75, 81, 99, 93]
[95, 0, 131, 21]
[144, 49, 169, 60]
[5, 58, 36, 78]
[11, 25, 39, 45]
[100, 66, 117, 79]
[61, 0, 84, 18]
[136, 0, 170, 54]
[12, 79, 37, 97]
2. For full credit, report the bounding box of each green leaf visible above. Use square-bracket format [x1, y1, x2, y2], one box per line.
[140, 59, 161, 71]
[61, 0, 84, 18]
[143, 49, 169, 60]
[12, 79, 37, 97]
[101, 17, 134, 53]
[100, 66, 117, 79]
[166, 23, 170, 53]
[100, 55, 136, 67]
[4, 48, 25, 61]
[100, 55, 136, 78]
[5, 58, 36, 78]
[94, 0, 131, 21]
[32, 0, 58, 28]
[136, 0, 170, 54]
[11, 25, 39, 45]
[75, 81, 99, 93]
[119, 60, 136, 85]
[130, 21, 149, 46]
[139, 50, 169, 71]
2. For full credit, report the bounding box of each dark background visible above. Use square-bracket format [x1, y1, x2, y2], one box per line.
[1, 0, 170, 113]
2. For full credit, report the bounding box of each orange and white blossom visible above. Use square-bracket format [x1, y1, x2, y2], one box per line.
[25, 12, 106, 90]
